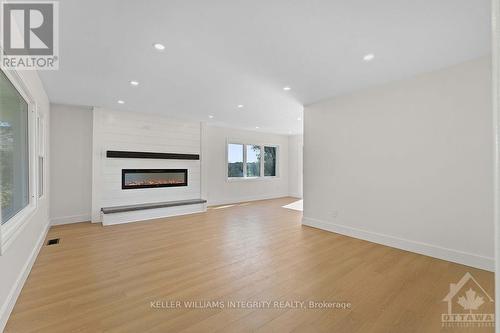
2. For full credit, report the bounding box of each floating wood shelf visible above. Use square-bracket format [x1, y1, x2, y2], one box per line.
[106, 150, 200, 160]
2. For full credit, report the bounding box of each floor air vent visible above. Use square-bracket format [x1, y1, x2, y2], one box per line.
[46, 238, 60, 246]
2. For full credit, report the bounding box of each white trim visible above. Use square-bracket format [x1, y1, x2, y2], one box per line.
[200, 122, 208, 201]
[302, 216, 494, 272]
[36, 113, 46, 200]
[226, 141, 245, 179]
[226, 176, 280, 182]
[50, 214, 91, 226]
[492, 0, 500, 328]
[0, 221, 49, 332]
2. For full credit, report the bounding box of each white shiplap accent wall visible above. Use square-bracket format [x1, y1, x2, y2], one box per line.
[91, 108, 202, 222]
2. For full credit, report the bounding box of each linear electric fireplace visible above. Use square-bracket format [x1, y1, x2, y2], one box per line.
[122, 169, 188, 189]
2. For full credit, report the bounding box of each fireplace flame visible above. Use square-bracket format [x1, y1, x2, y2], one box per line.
[126, 179, 185, 186]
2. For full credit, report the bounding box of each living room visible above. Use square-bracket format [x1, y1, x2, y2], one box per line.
[0, 1, 498, 332]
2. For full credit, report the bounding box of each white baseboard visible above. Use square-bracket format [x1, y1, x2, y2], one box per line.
[0, 221, 50, 332]
[207, 194, 289, 207]
[51, 214, 91, 226]
[288, 193, 302, 199]
[302, 216, 494, 272]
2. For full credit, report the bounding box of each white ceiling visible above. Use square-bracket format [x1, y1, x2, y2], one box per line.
[40, 0, 491, 134]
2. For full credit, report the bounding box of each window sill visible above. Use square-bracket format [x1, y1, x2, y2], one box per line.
[0, 202, 36, 255]
[226, 176, 280, 182]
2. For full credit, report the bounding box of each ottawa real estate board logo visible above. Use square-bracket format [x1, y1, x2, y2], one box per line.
[1, 1, 59, 70]
[442, 272, 495, 328]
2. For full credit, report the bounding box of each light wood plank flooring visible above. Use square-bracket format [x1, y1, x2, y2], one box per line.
[5, 197, 494, 332]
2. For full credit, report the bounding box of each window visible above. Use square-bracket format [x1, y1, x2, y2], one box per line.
[0, 70, 30, 224]
[37, 115, 45, 198]
[38, 156, 44, 198]
[246, 145, 261, 177]
[227, 143, 278, 179]
[264, 146, 277, 176]
[228, 143, 244, 177]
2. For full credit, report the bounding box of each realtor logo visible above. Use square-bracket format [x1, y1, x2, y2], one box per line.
[1, 1, 59, 70]
[441, 272, 495, 328]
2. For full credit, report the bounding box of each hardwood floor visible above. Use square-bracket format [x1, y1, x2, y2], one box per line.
[5, 197, 494, 332]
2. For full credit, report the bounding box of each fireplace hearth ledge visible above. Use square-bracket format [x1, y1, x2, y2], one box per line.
[102, 199, 207, 214]
[100, 199, 207, 226]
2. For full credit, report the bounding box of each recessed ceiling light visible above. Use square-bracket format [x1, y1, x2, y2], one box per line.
[283, 86, 291, 91]
[208, 115, 214, 119]
[153, 43, 165, 51]
[237, 104, 244, 108]
[297, 117, 302, 121]
[117, 100, 125, 104]
[130, 80, 139, 86]
[255, 126, 260, 129]
[363, 53, 375, 62]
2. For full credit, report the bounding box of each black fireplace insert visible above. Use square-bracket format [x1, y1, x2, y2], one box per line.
[122, 169, 188, 189]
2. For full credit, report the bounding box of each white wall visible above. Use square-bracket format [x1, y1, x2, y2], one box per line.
[205, 125, 289, 205]
[288, 134, 303, 198]
[0, 70, 50, 331]
[50, 104, 92, 225]
[92, 108, 202, 222]
[303, 57, 494, 271]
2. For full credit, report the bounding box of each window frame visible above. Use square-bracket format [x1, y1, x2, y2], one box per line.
[226, 139, 280, 182]
[263, 145, 278, 177]
[245, 144, 262, 178]
[0, 69, 38, 255]
[227, 142, 245, 178]
[37, 113, 46, 199]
